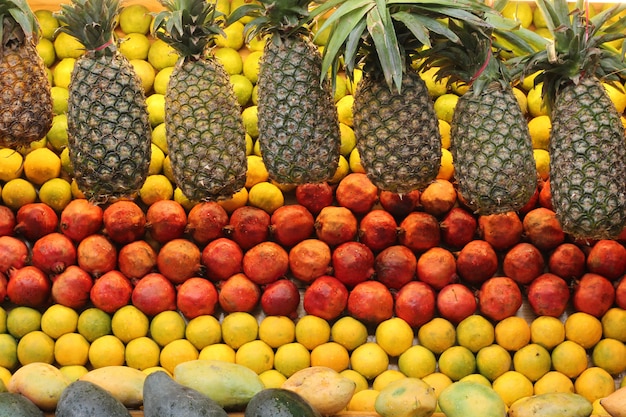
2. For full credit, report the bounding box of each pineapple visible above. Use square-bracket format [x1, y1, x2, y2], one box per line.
[522, 0, 626, 239]
[315, 0, 490, 194]
[154, 0, 247, 201]
[56, 0, 151, 203]
[419, 16, 539, 214]
[230, 0, 340, 185]
[0, 0, 53, 148]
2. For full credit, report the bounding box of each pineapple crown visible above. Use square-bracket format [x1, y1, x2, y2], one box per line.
[0, 0, 40, 53]
[521, 0, 626, 110]
[55, 0, 120, 55]
[311, 0, 493, 94]
[153, 0, 224, 59]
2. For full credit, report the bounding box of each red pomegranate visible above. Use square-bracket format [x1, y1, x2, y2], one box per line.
[522, 207, 565, 251]
[0, 205, 16, 237]
[379, 189, 420, 219]
[527, 273, 570, 317]
[478, 211, 523, 251]
[242, 241, 289, 285]
[51, 265, 93, 309]
[77, 234, 117, 277]
[398, 212, 441, 253]
[346, 280, 394, 325]
[585, 240, 626, 281]
[14, 202, 58, 242]
[260, 279, 301, 318]
[295, 182, 335, 215]
[303, 275, 349, 321]
[201, 237, 244, 282]
[616, 277, 626, 309]
[314, 206, 358, 246]
[145, 199, 187, 244]
[572, 273, 615, 318]
[59, 199, 103, 243]
[288, 238, 331, 283]
[270, 204, 315, 247]
[118, 240, 157, 281]
[31, 232, 77, 275]
[223, 206, 270, 250]
[0, 236, 29, 273]
[440, 207, 477, 249]
[502, 242, 545, 285]
[357, 209, 399, 252]
[0, 272, 7, 302]
[538, 180, 553, 210]
[176, 277, 219, 319]
[436, 283, 477, 324]
[478, 276, 523, 321]
[374, 245, 417, 290]
[416, 247, 458, 290]
[186, 201, 229, 245]
[548, 243, 586, 280]
[331, 241, 375, 288]
[456, 240, 498, 286]
[394, 281, 436, 327]
[420, 179, 457, 217]
[156, 238, 202, 285]
[131, 272, 177, 316]
[6, 266, 51, 308]
[218, 273, 260, 313]
[102, 200, 146, 244]
[335, 173, 379, 215]
[89, 270, 133, 314]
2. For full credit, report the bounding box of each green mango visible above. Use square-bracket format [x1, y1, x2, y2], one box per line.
[438, 380, 506, 417]
[508, 392, 593, 417]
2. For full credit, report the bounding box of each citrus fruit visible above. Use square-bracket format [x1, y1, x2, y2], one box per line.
[47, 114, 69, 151]
[336, 94, 354, 127]
[39, 177, 72, 212]
[17, 330, 55, 365]
[118, 32, 151, 60]
[6, 306, 41, 339]
[491, 370, 534, 407]
[245, 155, 269, 188]
[247, 181, 284, 214]
[422, 372, 453, 401]
[601, 307, 626, 342]
[259, 369, 287, 388]
[148, 39, 180, 71]
[347, 388, 379, 412]
[41, 304, 79, 340]
[214, 21, 245, 50]
[111, 305, 149, 344]
[118, 4, 152, 34]
[139, 174, 174, 205]
[527, 83, 548, 117]
[198, 343, 236, 363]
[530, 315, 565, 350]
[433, 93, 459, 124]
[419, 66, 448, 98]
[148, 143, 165, 175]
[213, 47, 243, 75]
[375, 317, 414, 357]
[397, 345, 437, 379]
[331, 316, 368, 351]
[242, 105, 259, 138]
[185, 315, 222, 350]
[310, 341, 350, 372]
[130, 58, 156, 93]
[501, 0, 533, 28]
[159, 339, 199, 374]
[235, 339, 274, 374]
[242, 50, 263, 84]
[372, 369, 406, 392]
[574, 367, 616, 403]
[350, 342, 389, 380]
[295, 315, 331, 350]
[565, 312, 603, 349]
[59, 365, 89, 382]
[88, 335, 125, 368]
[339, 123, 356, 156]
[34, 9, 59, 40]
[533, 370, 575, 394]
[146, 93, 166, 126]
[437, 148, 454, 180]
[476, 344, 512, 382]
[591, 338, 626, 375]
[1, 178, 37, 211]
[230, 73, 254, 106]
[124, 336, 161, 371]
[512, 86, 528, 115]
[153, 66, 174, 95]
[456, 314, 495, 353]
[36, 37, 56, 67]
[258, 316, 295, 348]
[329, 155, 350, 184]
[348, 147, 365, 173]
[77, 308, 112, 343]
[52, 57, 75, 88]
[217, 186, 248, 213]
[149, 310, 186, 347]
[0, 148, 24, 181]
[0, 334, 18, 370]
[534, 149, 550, 181]
[341, 369, 369, 393]
[438, 345, 476, 381]
[512, 343, 551, 382]
[494, 316, 531, 352]
[274, 342, 311, 378]
[54, 31, 84, 59]
[221, 312, 258, 350]
[23, 147, 61, 185]
[54, 332, 90, 366]
[528, 115, 551, 150]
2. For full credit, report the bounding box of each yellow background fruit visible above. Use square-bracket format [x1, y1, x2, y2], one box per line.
[185, 315, 222, 351]
[235, 340, 274, 375]
[125, 336, 161, 371]
[295, 315, 331, 351]
[350, 342, 390, 380]
[274, 342, 311, 378]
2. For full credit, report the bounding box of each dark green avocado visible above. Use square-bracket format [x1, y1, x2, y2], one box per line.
[244, 388, 323, 417]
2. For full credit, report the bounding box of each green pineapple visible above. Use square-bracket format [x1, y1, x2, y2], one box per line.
[315, 0, 490, 194]
[56, 0, 151, 203]
[0, 0, 53, 148]
[230, 0, 340, 185]
[522, 0, 626, 239]
[154, 0, 247, 201]
[419, 16, 539, 214]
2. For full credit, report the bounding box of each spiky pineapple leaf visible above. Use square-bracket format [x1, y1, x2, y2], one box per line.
[367, 0, 403, 91]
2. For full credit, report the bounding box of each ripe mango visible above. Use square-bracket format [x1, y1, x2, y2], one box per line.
[7, 362, 70, 411]
[600, 386, 626, 417]
[438, 380, 506, 417]
[79, 365, 146, 408]
[508, 392, 592, 417]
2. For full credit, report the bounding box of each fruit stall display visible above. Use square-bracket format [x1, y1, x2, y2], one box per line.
[1, 0, 626, 415]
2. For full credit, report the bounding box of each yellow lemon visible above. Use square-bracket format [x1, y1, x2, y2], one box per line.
[88, 335, 125, 368]
[501, 1, 533, 28]
[150, 310, 186, 347]
[274, 342, 311, 378]
[162, 155, 174, 182]
[437, 148, 454, 180]
[339, 122, 356, 156]
[422, 372, 453, 404]
[310, 342, 350, 373]
[146, 93, 165, 127]
[235, 339, 274, 375]
[130, 58, 156, 94]
[54, 31, 84, 59]
[550, 340, 588, 379]
[456, 315, 495, 353]
[350, 342, 389, 380]
[148, 143, 165, 175]
[118, 32, 150, 60]
[329, 154, 350, 184]
[258, 316, 295, 349]
[253, 137, 262, 156]
[0, 334, 18, 371]
[70, 179, 85, 199]
[375, 317, 414, 357]
[50, 85, 69, 117]
[333, 74, 348, 102]
[527, 83, 549, 117]
[259, 369, 287, 388]
[60, 147, 72, 175]
[439, 119, 451, 149]
[476, 344, 512, 382]
[528, 115, 551, 150]
[213, 47, 243, 75]
[565, 312, 603, 349]
[41, 304, 79, 340]
[139, 174, 174, 205]
[214, 21, 245, 50]
[151, 122, 168, 154]
[1, 178, 37, 211]
[39, 177, 72, 212]
[148, 39, 180, 71]
[217, 186, 248, 214]
[336, 94, 354, 127]
[433, 93, 459, 124]
[512, 343, 551, 382]
[574, 367, 616, 403]
[118, 4, 152, 35]
[247, 34, 268, 52]
[603, 82, 626, 114]
[185, 315, 222, 351]
[347, 388, 379, 412]
[221, 312, 258, 350]
[494, 316, 531, 352]
[124, 336, 160, 371]
[35, 9, 59, 40]
[331, 316, 368, 351]
[419, 66, 448, 98]
[54, 332, 90, 366]
[295, 315, 331, 350]
[153, 66, 174, 95]
[52, 57, 76, 88]
[242, 105, 259, 138]
[47, 113, 69, 151]
[372, 369, 406, 392]
[348, 147, 365, 174]
[601, 307, 626, 342]
[160, 339, 199, 375]
[492, 370, 534, 407]
[143, 366, 171, 377]
[534, 149, 550, 181]
[198, 343, 236, 363]
[346, 68, 363, 95]
[111, 305, 149, 344]
[533, 370, 575, 394]
[77, 308, 112, 343]
[512, 86, 528, 115]
[17, 330, 55, 365]
[0, 148, 24, 181]
[230, 73, 254, 107]
[591, 338, 626, 375]
[530, 316, 565, 350]
[245, 133, 253, 155]
[245, 155, 269, 188]
[59, 365, 89, 382]
[397, 344, 437, 379]
[36, 37, 56, 67]
[592, 398, 611, 417]
[0, 306, 5, 333]
[341, 369, 369, 393]
[23, 147, 61, 185]
[438, 345, 477, 381]
[532, 5, 548, 28]
[247, 181, 284, 214]
[243, 50, 263, 85]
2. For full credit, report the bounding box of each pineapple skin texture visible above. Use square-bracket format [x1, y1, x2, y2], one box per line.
[166, 57, 247, 202]
[257, 35, 341, 185]
[549, 76, 626, 240]
[451, 81, 537, 214]
[353, 71, 442, 194]
[67, 51, 152, 203]
[0, 41, 53, 148]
